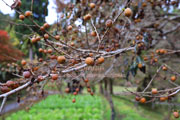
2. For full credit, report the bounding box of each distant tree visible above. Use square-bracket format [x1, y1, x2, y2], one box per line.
[0, 12, 11, 30]
[14, 0, 48, 60]
[0, 30, 23, 62]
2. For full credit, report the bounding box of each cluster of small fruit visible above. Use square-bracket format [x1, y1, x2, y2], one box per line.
[22, 59, 60, 82]
[38, 45, 105, 67]
[0, 80, 19, 94]
[65, 78, 94, 103]
[141, 48, 170, 65]
[134, 65, 179, 118]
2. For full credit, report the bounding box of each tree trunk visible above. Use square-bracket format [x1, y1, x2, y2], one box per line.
[99, 82, 104, 94]
[109, 79, 113, 95]
[104, 78, 108, 92]
[104, 90, 115, 120]
[29, 45, 33, 61]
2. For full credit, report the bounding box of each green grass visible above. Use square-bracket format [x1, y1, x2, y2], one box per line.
[6, 94, 111, 120]
[5, 90, 180, 120]
[113, 95, 180, 120]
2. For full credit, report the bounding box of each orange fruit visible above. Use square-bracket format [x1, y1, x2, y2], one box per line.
[142, 2, 147, 7]
[51, 74, 58, 80]
[36, 36, 41, 41]
[76, 88, 79, 92]
[44, 34, 49, 39]
[138, 63, 143, 68]
[154, 58, 158, 62]
[65, 88, 70, 93]
[73, 92, 77, 95]
[91, 31, 97, 37]
[33, 67, 39, 71]
[57, 56, 66, 64]
[67, 25, 73, 31]
[43, 23, 50, 29]
[21, 60, 27, 66]
[97, 57, 105, 64]
[140, 97, 146, 103]
[143, 57, 148, 61]
[89, 3, 95, 8]
[85, 57, 94, 65]
[87, 88, 91, 92]
[31, 37, 37, 43]
[162, 66, 167, 71]
[19, 14, 25, 20]
[55, 35, 60, 40]
[160, 97, 166, 102]
[47, 49, 53, 54]
[83, 14, 92, 21]
[173, 111, 179, 118]
[124, 8, 132, 17]
[39, 48, 43, 53]
[84, 79, 89, 83]
[40, 26, 45, 31]
[43, 50, 47, 54]
[171, 76, 176, 82]
[72, 98, 76, 103]
[39, 58, 43, 62]
[25, 11, 32, 17]
[152, 88, 158, 94]
[156, 49, 160, 54]
[135, 96, 141, 101]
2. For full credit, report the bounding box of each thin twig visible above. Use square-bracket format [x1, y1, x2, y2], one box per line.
[31, 0, 34, 12]
[143, 65, 163, 92]
[90, 19, 101, 46]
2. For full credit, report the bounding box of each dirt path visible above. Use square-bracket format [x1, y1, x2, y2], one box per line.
[0, 91, 59, 116]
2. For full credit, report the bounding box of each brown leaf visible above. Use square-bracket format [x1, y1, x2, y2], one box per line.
[11, 0, 21, 9]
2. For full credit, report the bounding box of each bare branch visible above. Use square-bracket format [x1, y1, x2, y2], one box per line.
[0, 97, 7, 114]
[142, 65, 163, 92]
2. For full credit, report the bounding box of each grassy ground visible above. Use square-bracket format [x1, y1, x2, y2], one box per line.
[5, 94, 110, 120]
[4, 84, 180, 120]
[113, 95, 163, 120]
[4, 93, 180, 120]
[112, 95, 180, 120]
[111, 86, 179, 120]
